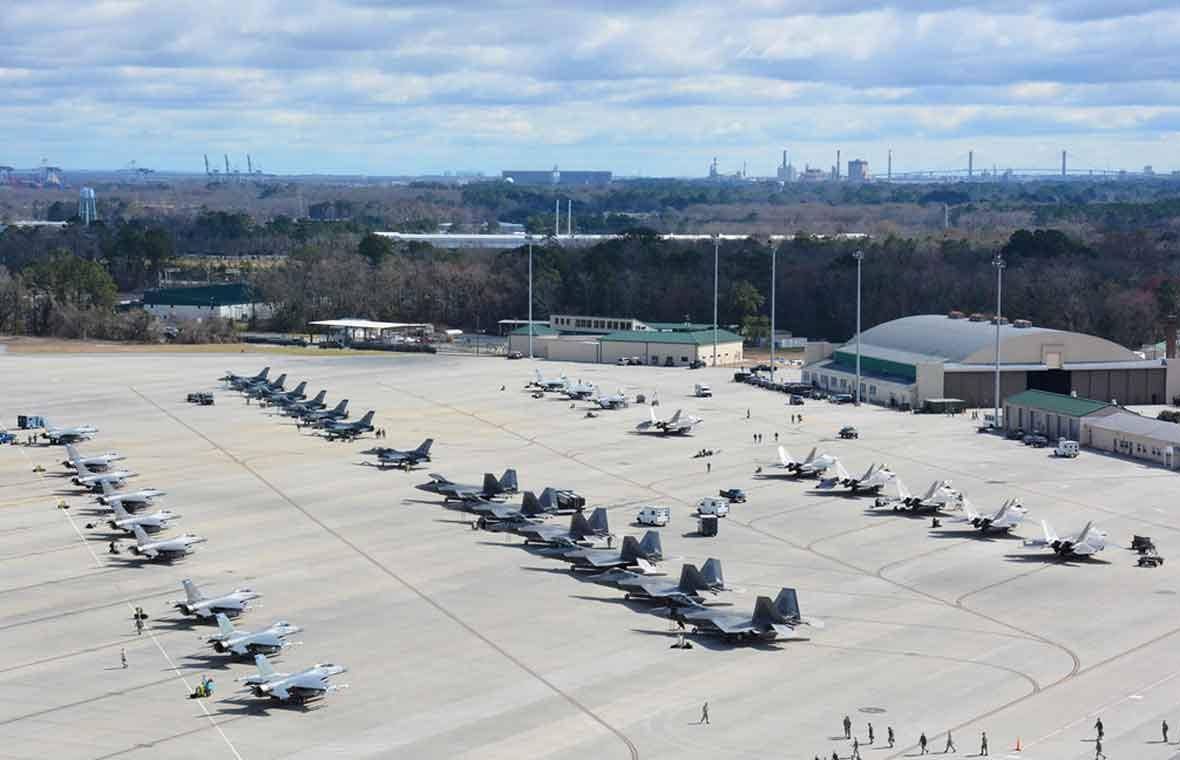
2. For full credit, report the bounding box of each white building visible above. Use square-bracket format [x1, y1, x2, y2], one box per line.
[142, 283, 271, 322]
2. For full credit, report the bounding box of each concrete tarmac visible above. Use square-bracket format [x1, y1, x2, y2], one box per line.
[2, 351, 1179, 759]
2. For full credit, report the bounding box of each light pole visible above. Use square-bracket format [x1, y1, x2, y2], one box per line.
[527, 239, 534, 360]
[769, 238, 777, 383]
[712, 233, 719, 367]
[853, 249, 864, 404]
[992, 251, 1005, 428]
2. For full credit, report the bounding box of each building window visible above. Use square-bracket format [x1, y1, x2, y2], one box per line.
[681, 356, 688, 363]
[869, 385, 877, 396]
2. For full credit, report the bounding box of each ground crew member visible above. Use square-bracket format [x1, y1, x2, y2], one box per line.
[699, 702, 709, 725]
[1094, 737, 1105, 759]
[843, 715, 852, 739]
[1095, 717, 1104, 741]
[887, 726, 895, 748]
[851, 738, 861, 759]
[706, 462, 711, 474]
[868, 723, 874, 744]
[746, 409, 750, 419]
[1163, 719, 1169, 743]
[980, 731, 988, 756]
[134, 615, 143, 636]
[831, 752, 839, 760]
[774, 432, 779, 442]
[120, 648, 127, 669]
[108, 541, 118, 554]
[919, 732, 928, 755]
[944, 731, 956, 753]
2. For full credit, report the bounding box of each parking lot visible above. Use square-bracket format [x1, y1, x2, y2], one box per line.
[2, 350, 1180, 759]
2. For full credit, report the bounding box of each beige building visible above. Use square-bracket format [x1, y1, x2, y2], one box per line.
[1082, 412, 1180, 469]
[507, 323, 743, 366]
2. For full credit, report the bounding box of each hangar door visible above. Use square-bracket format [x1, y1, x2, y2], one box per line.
[1027, 369, 1071, 396]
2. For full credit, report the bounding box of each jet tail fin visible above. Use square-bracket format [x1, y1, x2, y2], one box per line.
[358, 411, 375, 427]
[568, 510, 594, 540]
[254, 654, 277, 679]
[803, 446, 817, 464]
[254, 367, 269, 380]
[619, 535, 642, 562]
[1042, 520, 1059, 544]
[752, 596, 785, 626]
[481, 473, 499, 495]
[311, 390, 326, 404]
[499, 468, 518, 493]
[774, 587, 801, 620]
[182, 578, 202, 603]
[520, 491, 543, 517]
[638, 530, 663, 560]
[333, 399, 348, 413]
[215, 613, 235, 637]
[416, 438, 433, 456]
[587, 507, 609, 534]
[132, 524, 149, 544]
[679, 563, 710, 593]
[777, 446, 793, 467]
[700, 558, 724, 588]
[111, 500, 130, 519]
[291, 381, 306, 396]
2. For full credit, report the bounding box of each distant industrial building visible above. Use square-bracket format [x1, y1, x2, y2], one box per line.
[142, 283, 270, 322]
[803, 313, 1178, 408]
[508, 314, 743, 366]
[847, 159, 870, 182]
[501, 167, 612, 186]
[776, 150, 796, 182]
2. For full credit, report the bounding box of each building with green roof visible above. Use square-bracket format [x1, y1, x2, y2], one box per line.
[142, 283, 270, 322]
[506, 320, 744, 366]
[1002, 389, 1118, 440]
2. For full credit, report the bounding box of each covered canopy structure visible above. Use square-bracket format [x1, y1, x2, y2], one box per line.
[308, 319, 431, 345]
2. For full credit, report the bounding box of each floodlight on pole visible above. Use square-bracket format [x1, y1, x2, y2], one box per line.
[992, 251, 1006, 427]
[853, 249, 864, 405]
[712, 233, 719, 367]
[528, 239, 534, 360]
[769, 238, 777, 383]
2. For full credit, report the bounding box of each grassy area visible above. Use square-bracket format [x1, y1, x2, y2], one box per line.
[0, 336, 407, 357]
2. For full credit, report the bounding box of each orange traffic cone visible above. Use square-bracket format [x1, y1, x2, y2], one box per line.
[1015, 737, 1022, 752]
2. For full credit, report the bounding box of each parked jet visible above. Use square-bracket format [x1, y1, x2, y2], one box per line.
[282, 391, 328, 416]
[468, 489, 549, 522]
[128, 525, 205, 560]
[529, 370, 567, 392]
[671, 587, 822, 643]
[960, 498, 1028, 533]
[559, 531, 662, 572]
[1023, 520, 1106, 558]
[362, 439, 433, 469]
[222, 367, 269, 390]
[636, 407, 701, 436]
[254, 377, 300, 401]
[817, 462, 895, 494]
[507, 507, 610, 546]
[73, 466, 137, 492]
[108, 500, 178, 534]
[265, 381, 308, 406]
[244, 373, 287, 398]
[594, 560, 724, 606]
[209, 614, 301, 656]
[42, 421, 98, 445]
[96, 480, 165, 511]
[172, 578, 259, 619]
[299, 399, 349, 426]
[560, 378, 596, 399]
[62, 444, 124, 472]
[874, 478, 963, 512]
[240, 654, 347, 704]
[416, 469, 517, 502]
[591, 390, 629, 409]
[321, 411, 376, 441]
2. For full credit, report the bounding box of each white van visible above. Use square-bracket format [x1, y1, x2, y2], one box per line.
[696, 497, 730, 517]
[694, 383, 712, 398]
[1054, 439, 1080, 458]
[636, 506, 670, 527]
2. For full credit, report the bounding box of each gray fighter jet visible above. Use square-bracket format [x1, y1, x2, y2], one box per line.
[299, 399, 349, 426]
[243, 372, 287, 398]
[321, 411, 375, 441]
[172, 578, 260, 619]
[592, 390, 629, 409]
[559, 530, 663, 572]
[222, 367, 269, 390]
[282, 390, 328, 416]
[240, 654, 347, 704]
[128, 524, 205, 560]
[593, 559, 724, 605]
[671, 587, 822, 642]
[265, 381, 308, 405]
[416, 468, 518, 502]
[529, 369, 568, 391]
[635, 407, 701, 436]
[96, 480, 165, 512]
[41, 421, 98, 445]
[208, 613, 301, 656]
[467, 489, 550, 522]
[508, 507, 610, 546]
[73, 465, 137, 492]
[362, 439, 433, 469]
[108, 500, 179, 534]
[62, 443, 124, 472]
[560, 378, 596, 399]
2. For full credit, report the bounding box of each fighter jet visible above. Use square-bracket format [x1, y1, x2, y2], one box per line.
[560, 378, 596, 399]
[506, 507, 610, 546]
[559, 531, 663, 572]
[1023, 520, 1107, 558]
[222, 366, 269, 390]
[960, 498, 1028, 533]
[61, 443, 124, 472]
[299, 399, 349, 426]
[635, 407, 701, 436]
[671, 587, 822, 643]
[416, 469, 517, 502]
[208, 614, 301, 656]
[239, 654, 347, 704]
[817, 462, 895, 494]
[172, 578, 260, 619]
[593, 559, 724, 606]
[282, 390, 328, 416]
[41, 421, 98, 445]
[264, 381, 308, 406]
[874, 478, 963, 512]
[591, 390, 629, 409]
[467, 489, 551, 522]
[72, 465, 137, 492]
[321, 411, 376, 441]
[128, 524, 205, 560]
[108, 500, 178, 534]
[362, 439, 433, 470]
[243, 373, 287, 399]
[95, 480, 165, 512]
[529, 369, 568, 392]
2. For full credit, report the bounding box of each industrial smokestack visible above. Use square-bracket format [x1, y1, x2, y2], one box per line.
[1167, 314, 1177, 359]
[555, 199, 560, 237]
[567, 199, 572, 237]
[782, 150, 787, 170]
[887, 149, 892, 181]
[1061, 150, 1067, 178]
[968, 150, 974, 179]
[836, 150, 841, 180]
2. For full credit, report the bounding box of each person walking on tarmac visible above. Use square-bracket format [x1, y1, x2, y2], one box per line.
[698, 702, 710, 725]
[887, 726, 895, 748]
[980, 731, 989, 756]
[944, 731, 956, 753]
[1163, 719, 1170, 744]
[843, 715, 852, 739]
[1094, 717, 1104, 741]
[1094, 737, 1106, 759]
[851, 738, 862, 760]
[868, 723, 874, 744]
[919, 732, 928, 755]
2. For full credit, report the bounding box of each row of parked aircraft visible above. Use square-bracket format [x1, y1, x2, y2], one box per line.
[762, 445, 1107, 559]
[413, 465, 821, 643]
[528, 370, 631, 409]
[221, 366, 375, 441]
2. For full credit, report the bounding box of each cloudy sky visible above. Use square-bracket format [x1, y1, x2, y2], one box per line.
[2, 0, 1178, 176]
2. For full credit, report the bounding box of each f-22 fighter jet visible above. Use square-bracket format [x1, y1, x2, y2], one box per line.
[1023, 520, 1106, 559]
[416, 469, 518, 502]
[559, 531, 663, 572]
[592, 559, 725, 606]
[960, 498, 1028, 533]
[671, 587, 823, 643]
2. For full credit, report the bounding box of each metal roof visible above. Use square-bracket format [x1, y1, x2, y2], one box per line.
[840, 314, 1060, 364]
[1004, 390, 1112, 417]
[508, 325, 559, 336]
[600, 329, 744, 346]
[143, 283, 260, 307]
[309, 319, 429, 330]
[1084, 412, 1180, 445]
